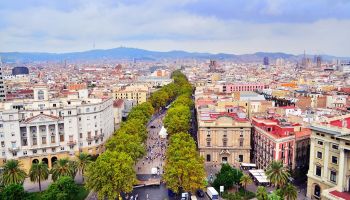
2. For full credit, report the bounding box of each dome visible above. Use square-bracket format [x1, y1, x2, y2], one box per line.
[12, 66, 29, 76]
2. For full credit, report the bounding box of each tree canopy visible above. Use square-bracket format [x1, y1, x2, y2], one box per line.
[163, 132, 205, 193]
[212, 164, 243, 192]
[85, 151, 136, 200]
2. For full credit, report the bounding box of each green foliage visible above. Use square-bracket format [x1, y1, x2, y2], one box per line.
[282, 183, 298, 200]
[1, 160, 27, 186]
[163, 105, 191, 135]
[266, 161, 290, 189]
[29, 162, 49, 191]
[76, 153, 91, 182]
[268, 192, 282, 200]
[85, 151, 136, 200]
[240, 174, 253, 190]
[106, 131, 145, 161]
[172, 94, 194, 108]
[41, 176, 79, 200]
[51, 159, 77, 182]
[163, 132, 205, 193]
[256, 186, 268, 200]
[212, 164, 243, 191]
[150, 90, 169, 110]
[0, 184, 28, 200]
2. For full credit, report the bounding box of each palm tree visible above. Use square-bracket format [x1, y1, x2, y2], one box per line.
[266, 161, 290, 188]
[1, 160, 26, 186]
[29, 162, 49, 191]
[240, 174, 253, 198]
[256, 186, 268, 200]
[76, 153, 91, 182]
[283, 183, 298, 200]
[51, 158, 77, 181]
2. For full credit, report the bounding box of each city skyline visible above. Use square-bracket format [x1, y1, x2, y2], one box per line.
[1, 0, 350, 56]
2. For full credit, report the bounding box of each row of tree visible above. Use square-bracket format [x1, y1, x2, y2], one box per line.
[84, 70, 192, 199]
[0, 153, 92, 200]
[162, 71, 206, 194]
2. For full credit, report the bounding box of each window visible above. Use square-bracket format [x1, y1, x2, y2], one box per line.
[315, 166, 322, 176]
[239, 155, 243, 162]
[206, 154, 211, 162]
[42, 149, 46, 153]
[332, 156, 338, 164]
[68, 111, 72, 115]
[207, 141, 211, 147]
[317, 140, 323, 146]
[33, 150, 37, 154]
[80, 133, 82, 138]
[60, 147, 64, 151]
[23, 151, 27, 155]
[88, 142, 91, 145]
[52, 148, 56, 152]
[332, 144, 339, 150]
[240, 139, 243, 147]
[240, 131, 243, 137]
[330, 171, 337, 183]
[1, 141, 4, 147]
[317, 151, 322, 159]
[207, 131, 211, 137]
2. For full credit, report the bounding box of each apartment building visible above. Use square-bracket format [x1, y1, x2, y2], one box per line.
[197, 107, 252, 167]
[306, 114, 350, 200]
[252, 116, 310, 170]
[115, 84, 149, 105]
[0, 85, 114, 172]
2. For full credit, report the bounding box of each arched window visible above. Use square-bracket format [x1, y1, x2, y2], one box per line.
[314, 184, 321, 198]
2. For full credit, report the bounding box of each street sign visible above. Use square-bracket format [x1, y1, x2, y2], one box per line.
[220, 186, 224, 192]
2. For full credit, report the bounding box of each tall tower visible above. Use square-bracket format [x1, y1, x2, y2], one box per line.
[0, 57, 6, 101]
[263, 57, 269, 66]
[316, 56, 322, 68]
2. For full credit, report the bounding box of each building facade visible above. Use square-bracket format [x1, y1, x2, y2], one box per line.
[307, 115, 350, 200]
[0, 86, 114, 172]
[115, 85, 149, 105]
[197, 110, 252, 167]
[0, 59, 5, 102]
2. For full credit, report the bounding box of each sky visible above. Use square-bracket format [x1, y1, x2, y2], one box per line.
[0, 0, 350, 56]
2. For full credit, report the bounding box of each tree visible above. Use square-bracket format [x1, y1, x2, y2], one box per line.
[41, 176, 79, 200]
[163, 132, 206, 193]
[106, 132, 145, 161]
[150, 90, 169, 111]
[172, 94, 194, 108]
[118, 119, 147, 142]
[0, 184, 28, 200]
[240, 174, 253, 197]
[283, 183, 297, 200]
[163, 105, 191, 135]
[76, 153, 91, 182]
[256, 186, 268, 200]
[85, 151, 136, 200]
[1, 160, 26, 186]
[266, 161, 290, 189]
[29, 162, 49, 191]
[268, 192, 282, 200]
[212, 164, 243, 191]
[51, 159, 77, 181]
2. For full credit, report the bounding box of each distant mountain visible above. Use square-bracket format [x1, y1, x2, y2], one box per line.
[0, 47, 348, 63]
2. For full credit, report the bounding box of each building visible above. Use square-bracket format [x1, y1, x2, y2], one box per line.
[114, 85, 149, 105]
[263, 57, 269, 66]
[12, 66, 29, 76]
[306, 114, 350, 200]
[316, 56, 322, 68]
[252, 116, 310, 170]
[197, 108, 252, 167]
[0, 58, 5, 102]
[221, 83, 268, 93]
[0, 85, 114, 172]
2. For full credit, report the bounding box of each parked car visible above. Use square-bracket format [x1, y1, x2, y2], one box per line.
[196, 189, 205, 197]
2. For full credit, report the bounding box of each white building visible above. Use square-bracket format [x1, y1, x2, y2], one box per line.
[0, 85, 114, 172]
[0, 58, 5, 102]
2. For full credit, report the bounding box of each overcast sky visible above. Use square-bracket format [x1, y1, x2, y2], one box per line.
[0, 0, 350, 56]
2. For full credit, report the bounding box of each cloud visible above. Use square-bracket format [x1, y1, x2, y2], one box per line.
[0, 0, 349, 56]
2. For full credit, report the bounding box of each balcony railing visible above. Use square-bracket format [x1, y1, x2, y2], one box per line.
[86, 137, 94, 142]
[67, 140, 76, 146]
[8, 147, 20, 153]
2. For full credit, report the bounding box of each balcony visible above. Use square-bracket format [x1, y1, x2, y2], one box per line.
[99, 133, 104, 139]
[8, 147, 20, 153]
[94, 135, 99, 140]
[67, 140, 76, 146]
[86, 137, 94, 142]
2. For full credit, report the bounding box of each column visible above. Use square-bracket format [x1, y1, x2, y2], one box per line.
[55, 123, 59, 144]
[323, 142, 329, 180]
[27, 126, 32, 146]
[307, 138, 315, 176]
[45, 124, 49, 145]
[36, 125, 40, 146]
[338, 148, 345, 191]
